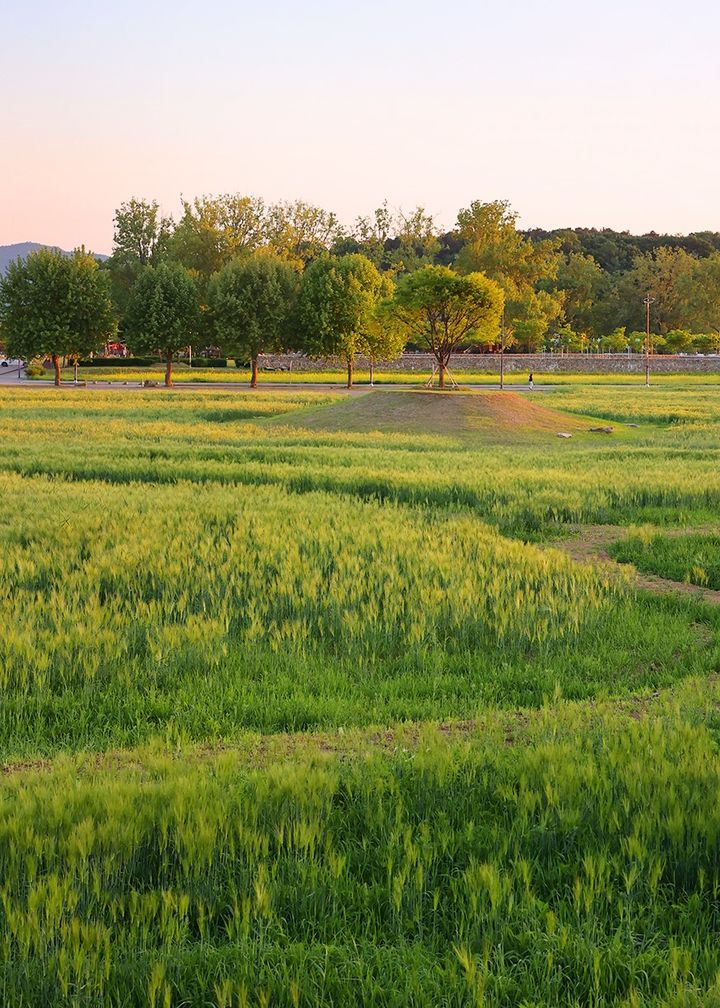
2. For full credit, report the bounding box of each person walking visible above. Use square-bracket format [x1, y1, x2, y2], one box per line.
[528, 372, 534, 391]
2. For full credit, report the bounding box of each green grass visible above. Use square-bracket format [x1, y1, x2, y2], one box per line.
[3, 383, 720, 1005]
[2, 388, 720, 537]
[32, 363, 720, 386]
[3, 698, 720, 1006]
[4, 469, 716, 759]
[610, 530, 720, 589]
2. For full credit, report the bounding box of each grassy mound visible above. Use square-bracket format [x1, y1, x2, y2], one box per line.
[286, 389, 590, 438]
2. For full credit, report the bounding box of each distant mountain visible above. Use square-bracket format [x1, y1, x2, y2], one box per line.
[0, 243, 109, 275]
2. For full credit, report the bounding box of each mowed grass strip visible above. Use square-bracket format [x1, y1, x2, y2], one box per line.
[35, 363, 720, 387]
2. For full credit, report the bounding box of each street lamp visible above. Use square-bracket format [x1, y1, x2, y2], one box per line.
[499, 307, 505, 390]
[643, 294, 655, 387]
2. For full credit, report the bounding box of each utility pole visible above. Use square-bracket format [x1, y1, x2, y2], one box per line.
[643, 294, 655, 387]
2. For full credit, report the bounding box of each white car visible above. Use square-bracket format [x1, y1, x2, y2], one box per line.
[0, 358, 22, 368]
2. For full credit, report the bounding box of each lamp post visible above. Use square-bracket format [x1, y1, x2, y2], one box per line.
[499, 307, 505, 390]
[643, 294, 655, 387]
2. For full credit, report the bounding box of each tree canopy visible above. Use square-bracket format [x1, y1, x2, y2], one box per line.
[209, 253, 299, 386]
[298, 254, 397, 387]
[388, 266, 504, 387]
[124, 263, 199, 386]
[12, 192, 720, 383]
[455, 201, 562, 350]
[168, 195, 268, 278]
[0, 247, 116, 385]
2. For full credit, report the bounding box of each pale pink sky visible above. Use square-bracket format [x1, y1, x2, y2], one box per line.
[2, 0, 719, 254]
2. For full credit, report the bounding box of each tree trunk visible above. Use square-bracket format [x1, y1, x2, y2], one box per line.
[250, 354, 258, 388]
[438, 359, 446, 389]
[52, 354, 61, 387]
[369, 360, 375, 386]
[347, 356, 354, 389]
[165, 351, 173, 388]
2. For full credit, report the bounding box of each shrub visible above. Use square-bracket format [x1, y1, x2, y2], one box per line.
[78, 357, 159, 367]
[190, 357, 228, 368]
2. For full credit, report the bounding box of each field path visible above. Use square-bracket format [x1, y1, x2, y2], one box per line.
[3, 674, 716, 780]
[550, 524, 720, 604]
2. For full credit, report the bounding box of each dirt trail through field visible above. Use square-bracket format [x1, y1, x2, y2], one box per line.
[4, 674, 715, 780]
[550, 524, 720, 604]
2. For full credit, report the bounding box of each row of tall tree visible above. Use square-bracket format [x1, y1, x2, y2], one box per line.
[2, 196, 719, 387]
[0, 243, 504, 388]
[108, 196, 720, 353]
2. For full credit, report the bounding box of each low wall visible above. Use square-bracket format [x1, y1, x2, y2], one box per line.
[260, 352, 720, 375]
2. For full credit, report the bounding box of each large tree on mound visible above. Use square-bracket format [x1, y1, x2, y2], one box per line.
[387, 265, 504, 388]
[298, 254, 399, 388]
[209, 253, 299, 387]
[0, 247, 116, 386]
[125, 262, 199, 387]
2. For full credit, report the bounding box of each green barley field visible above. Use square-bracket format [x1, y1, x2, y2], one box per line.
[1, 383, 720, 1006]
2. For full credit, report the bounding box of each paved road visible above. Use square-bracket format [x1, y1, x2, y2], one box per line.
[0, 365, 24, 383]
[2, 378, 567, 394]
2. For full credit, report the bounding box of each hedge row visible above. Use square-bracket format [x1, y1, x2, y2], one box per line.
[78, 357, 159, 367]
[77, 357, 233, 369]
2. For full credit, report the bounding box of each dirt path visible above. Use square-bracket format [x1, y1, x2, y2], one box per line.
[550, 524, 720, 605]
[3, 675, 712, 780]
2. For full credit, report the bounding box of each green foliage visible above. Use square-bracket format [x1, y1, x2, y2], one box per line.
[298, 254, 396, 385]
[168, 194, 268, 278]
[124, 263, 199, 385]
[188, 357, 228, 368]
[99, 196, 720, 354]
[107, 200, 175, 324]
[264, 199, 344, 267]
[111, 198, 172, 268]
[0, 248, 116, 384]
[78, 356, 158, 367]
[615, 248, 695, 334]
[554, 251, 607, 337]
[611, 531, 720, 589]
[601, 326, 629, 352]
[544, 324, 584, 353]
[678, 253, 720, 342]
[525, 224, 720, 272]
[455, 200, 563, 348]
[389, 266, 503, 383]
[209, 252, 299, 384]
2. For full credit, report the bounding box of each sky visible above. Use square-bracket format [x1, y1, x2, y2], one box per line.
[2, 0, 719, 253]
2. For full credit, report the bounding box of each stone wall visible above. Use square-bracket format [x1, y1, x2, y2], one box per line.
[260, 352, 720, 375]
